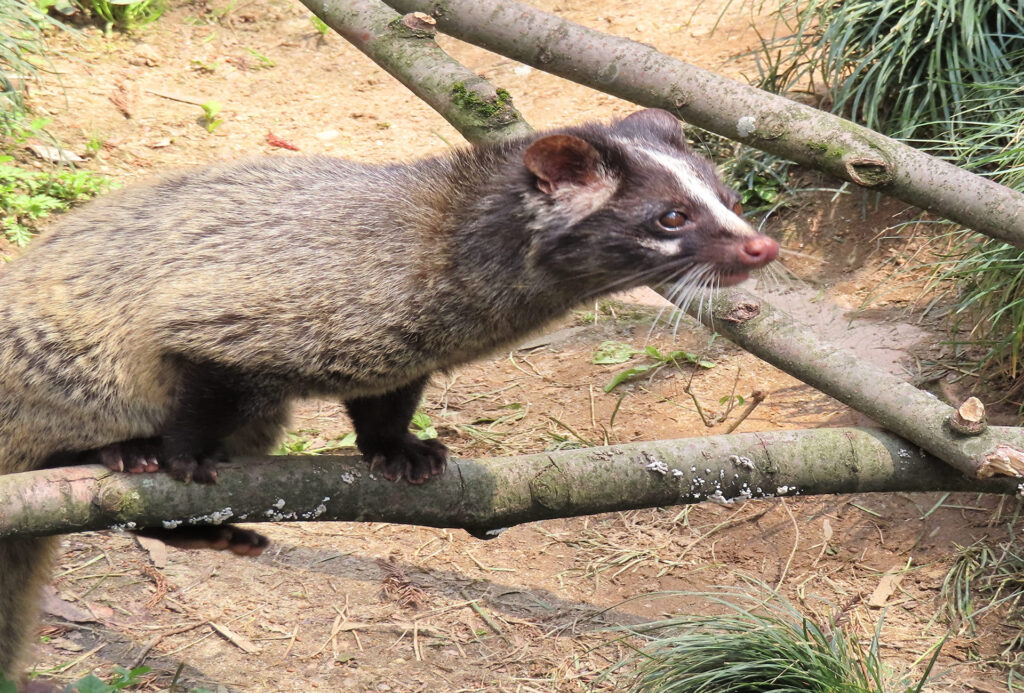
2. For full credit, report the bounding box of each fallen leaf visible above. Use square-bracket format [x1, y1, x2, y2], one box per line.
[40, 586, 96, 623]
[211, 622, 261, 654]
[867, 568, 903, 608]
[136, 534, 168, 568]
[27, 144, 84, 163]
[266, 131, 299, 151]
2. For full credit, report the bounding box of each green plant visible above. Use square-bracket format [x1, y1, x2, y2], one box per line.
[922, 82, 1024, 400]
[604, 345, 714, 393]
[942, 536, 1024, 634]
[691, 128, 794, 212]
[410, 411, 437, 440]
[275, 431, 357, 455]
[0, 665, 152, 693]
[0, 0, 69, 130]
[310, 14, 329, 35]
[68, 665, 151, 691]
[941, 536, 1024, 682]
[244, 47, 274, 69]
[617, 584, 941, 692]
[199, 100, 223, 133]
[0, 155, 113, 246]
[757, 0, 1024, 139]
[78, 0, 166, 33]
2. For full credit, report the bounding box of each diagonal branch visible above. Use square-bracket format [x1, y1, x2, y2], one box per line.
[687, 288, 1024, 479]
[307, 0, 531, 143]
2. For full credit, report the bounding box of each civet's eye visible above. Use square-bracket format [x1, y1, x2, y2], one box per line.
[657, 211, 689, 230]
[732, 201, 744, 215]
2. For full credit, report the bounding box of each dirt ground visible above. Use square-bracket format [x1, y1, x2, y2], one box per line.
[11, 0, 1023, 690]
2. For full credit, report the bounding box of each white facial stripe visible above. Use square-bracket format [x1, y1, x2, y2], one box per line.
[638, 236, 685, 256]
[635, 146, 755, 238]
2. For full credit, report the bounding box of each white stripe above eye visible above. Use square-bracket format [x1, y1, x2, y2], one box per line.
[634, 146, 755, 238]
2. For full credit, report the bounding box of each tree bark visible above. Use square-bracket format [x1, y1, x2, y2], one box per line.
[683, 289, 1024, 480]
[304, 0, 531, 143]
[382, 0, 1024, 249]
[1, 429, 1017, 539]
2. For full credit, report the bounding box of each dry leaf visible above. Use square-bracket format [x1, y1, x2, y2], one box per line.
[135, 534, 168, 568]
[40, 586, 96, 623]
[867, 568, 903, 608]
[27, 144, 84, 163]
[211, 622, 261, 654]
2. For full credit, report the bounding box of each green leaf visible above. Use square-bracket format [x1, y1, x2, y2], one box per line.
[664, 349, 715, 369]
[603, 363, 657, 392]
[410, 411, 437, 439]
[592, 340, 638, 364]
[70, 675, 112, 693]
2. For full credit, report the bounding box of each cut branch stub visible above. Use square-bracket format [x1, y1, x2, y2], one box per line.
[844, 155, 892, 187]
[948, 397, 987, 436]
[400, 11, 435, 33]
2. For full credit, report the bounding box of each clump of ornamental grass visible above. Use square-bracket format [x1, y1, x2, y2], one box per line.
[610, 585, 941, 692]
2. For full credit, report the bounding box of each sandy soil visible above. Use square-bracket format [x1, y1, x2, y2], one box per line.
[9, 0, 1021, 690]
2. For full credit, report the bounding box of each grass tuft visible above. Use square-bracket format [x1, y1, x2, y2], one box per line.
[617, 584, 940, 693]
[755, 0, 1024, 139]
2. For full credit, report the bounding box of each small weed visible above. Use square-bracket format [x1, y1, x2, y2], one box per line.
[275, 431, 357, 455]
[942, 536, 1024, 648]
[604, 345, 714, 393]
[79, 0, 166, 33]
[411, 411, 437, 440]
[592, 340, 639, 365]
[84, 132, 105, 156]
[67, 665, 151, 692]
[244, 47, 274, 69]
[0, 156, 113, 246]
[189, 58, 219, 73]
[198, 100, 223, 133]
[310, 14, 329, 35]
[2, 665, 153, 693]
[0, 1, 71, 121]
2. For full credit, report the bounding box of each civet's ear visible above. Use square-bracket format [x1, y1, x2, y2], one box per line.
[523, 134, 603, 195]
[614, 108, 688, 150]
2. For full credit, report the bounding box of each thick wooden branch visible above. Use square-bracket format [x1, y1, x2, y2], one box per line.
[382, 0, 1024, 249]
[2, 429, 1018, 539]
[304, 0, 531, 143]
[682, 289, 1024, 480]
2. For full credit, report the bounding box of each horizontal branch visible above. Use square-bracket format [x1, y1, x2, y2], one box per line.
[1, 429, 1018, 539]
[384, 0, 1024, 248]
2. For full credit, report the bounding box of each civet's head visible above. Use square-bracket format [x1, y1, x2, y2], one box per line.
[522, 108, 778, 298]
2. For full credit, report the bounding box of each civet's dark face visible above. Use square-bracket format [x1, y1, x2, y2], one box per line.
[524, 109, 778, 298]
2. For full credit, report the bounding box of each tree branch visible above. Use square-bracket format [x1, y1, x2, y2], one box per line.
[2, 429, 1017, 539]
[382, 0, 1024, 249]
[305, 0, 531, 143]
[683, 288, 1024, 479]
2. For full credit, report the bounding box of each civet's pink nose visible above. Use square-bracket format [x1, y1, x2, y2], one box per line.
[737, 235, 779, 267]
